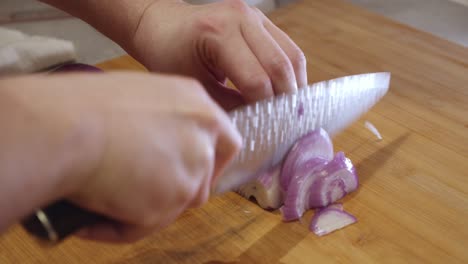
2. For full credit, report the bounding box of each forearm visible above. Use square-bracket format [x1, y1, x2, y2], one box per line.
[39, 0, 157, 50]
[0, 76, 102, 232]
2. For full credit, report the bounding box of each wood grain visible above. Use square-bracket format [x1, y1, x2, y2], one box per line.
[1, 0, 467, 263]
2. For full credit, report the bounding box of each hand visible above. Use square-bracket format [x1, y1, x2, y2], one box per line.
[129, 0, 307, 110]
[4, 72, 241, 242]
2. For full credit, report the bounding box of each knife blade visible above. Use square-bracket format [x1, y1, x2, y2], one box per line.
[21, 72, 391, 243]
[213, 72, 391, 194]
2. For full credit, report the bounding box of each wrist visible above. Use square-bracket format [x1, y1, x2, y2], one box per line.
[126, 0, 186, 68]
[40, 0, 159, 55]
[0, 77, 105, 213]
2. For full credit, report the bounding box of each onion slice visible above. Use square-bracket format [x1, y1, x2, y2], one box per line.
[280, 128, 334, 192]
[280, 152, 358, 221]
[309, 207, 357, 236]
[279, 158, 328, 221]
[308, 152, 358, 208]
[364, 120, 382, 141]
[236, 165, 283, 209]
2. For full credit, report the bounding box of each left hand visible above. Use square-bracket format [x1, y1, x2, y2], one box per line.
[128, 0, 308, 110]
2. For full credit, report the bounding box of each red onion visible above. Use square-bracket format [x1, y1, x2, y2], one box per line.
[280, 152, 357, 221]
[236, 165, 283, 210]
[308, 152, 358, 208]
[279, 158, 328, 221]
[237, 127, 359, 234]
[280, 128, 334, 192]
[309, 206, 357, 236]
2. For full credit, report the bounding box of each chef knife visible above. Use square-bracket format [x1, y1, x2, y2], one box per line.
[21, 72, 391, 243]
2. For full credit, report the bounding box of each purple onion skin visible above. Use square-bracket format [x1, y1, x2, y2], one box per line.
[309, 207, 357, 236]
[280, 128, 334, 192]
[308, 152, 358, 208]
[280, 152, 358, 221]
[50, 63, 103, 73]
[280, 158, 329, 221]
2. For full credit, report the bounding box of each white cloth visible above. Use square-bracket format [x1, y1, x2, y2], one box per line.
[0, 27, 77, 76]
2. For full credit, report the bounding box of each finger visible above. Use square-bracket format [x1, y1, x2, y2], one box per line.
[202, 100, 243, 187]
[241, 9, 298, 95]
[256, 9, 308, 88]
[206, 31, 274, 103]
[186, 126, 215, 208]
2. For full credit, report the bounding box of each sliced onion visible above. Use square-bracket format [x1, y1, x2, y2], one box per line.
[280, 128, 334, 192]
[279, 158, 328, 221]
[236, 165, 283, 210]
[364, 120, 382, 141]
[308, 152, 358, 208]
[280, 152, 357, 221]
[309, 207, 357, 236]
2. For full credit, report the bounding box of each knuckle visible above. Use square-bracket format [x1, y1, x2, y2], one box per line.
[290, 48, 307, 70]
[251, 6, 264, 16]
[193, 15, 226, 35]
[240, 74, 273, 100]
[179, 178, 199, 203]
[224, 0, 250, 15]
[245, 74, 271, 92]
[268, 56, 293, 78]
[183, 77, 204, 91]
[178, 76, 210, 99]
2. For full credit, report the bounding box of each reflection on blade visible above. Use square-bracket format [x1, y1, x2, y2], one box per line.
[213, 72, 391, 194]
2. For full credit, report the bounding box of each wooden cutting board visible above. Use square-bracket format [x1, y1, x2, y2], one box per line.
[1, 0, 467, 263]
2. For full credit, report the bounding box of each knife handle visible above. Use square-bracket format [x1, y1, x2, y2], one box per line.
[21, 200, 107, 243]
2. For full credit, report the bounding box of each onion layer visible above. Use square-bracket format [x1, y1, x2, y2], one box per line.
[308, 152, 358, 208]
[309, 206, 357, 236]
[236, 165, 283, 210]
[280, 152, 357, 221]
[279, 158, 328, 221]
[280, 128, 334, 192]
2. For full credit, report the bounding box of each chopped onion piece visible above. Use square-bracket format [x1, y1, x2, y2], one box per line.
[236, 165, 283, 209]
[364, 121, 382, 141]
[280, 128, 334, 192]
[308, 152, 358, 208]
[309, 207, 357, 236]
[280, 158, 328, 221]
[280, 152, 357, 221]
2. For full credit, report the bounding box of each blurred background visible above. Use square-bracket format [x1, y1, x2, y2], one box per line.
[1, 0, 467, 65]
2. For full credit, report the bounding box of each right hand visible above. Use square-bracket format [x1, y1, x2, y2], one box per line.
[7, 72, 241, 242]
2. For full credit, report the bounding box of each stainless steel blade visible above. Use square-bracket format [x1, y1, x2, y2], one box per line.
[212, 72, 391, 194]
